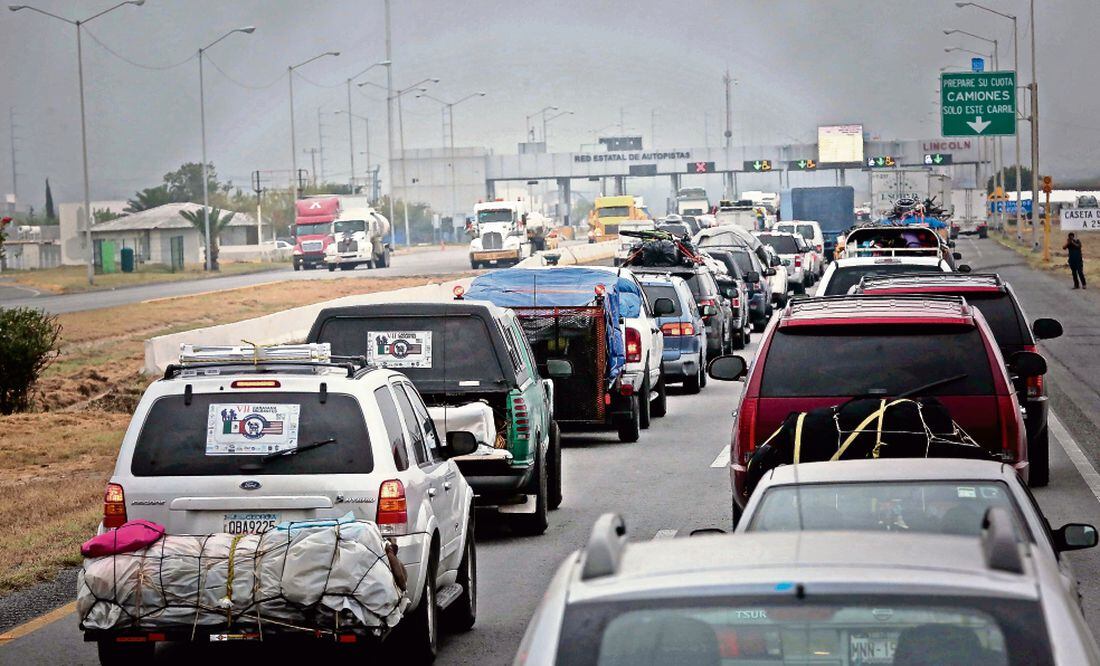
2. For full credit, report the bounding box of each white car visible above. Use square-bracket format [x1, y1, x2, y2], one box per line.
[818, 255, 952, 296]
[774, 220, 826, 276]
[759, 244, 790, 306]
[101, 343, 477, 660]
[754, 231, 815, 293]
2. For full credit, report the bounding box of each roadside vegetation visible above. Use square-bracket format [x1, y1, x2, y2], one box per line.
[1, 261, 287, 295]
[994, 224, 1100, 286]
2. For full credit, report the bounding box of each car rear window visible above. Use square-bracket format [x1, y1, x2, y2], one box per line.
[825, 264, 943, 295]
[758, 234, 799, 254]
[642, 284, 682, 315]
[698, 231, 748, 248]
[131, 392, 373, 476]
[729, 250, 755, 275]
[781, 223, 815, 239]
[761, 326, 995, 396]
[312, 314, 509, 390]
[964, 293, 1029, 348]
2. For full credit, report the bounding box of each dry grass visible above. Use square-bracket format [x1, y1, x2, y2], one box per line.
[994, 224, 1100, 286]
[2, 261, 287, 295]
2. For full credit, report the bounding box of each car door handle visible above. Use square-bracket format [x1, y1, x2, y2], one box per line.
[443, 481, 453, 491]
[428, 487, 437, 498]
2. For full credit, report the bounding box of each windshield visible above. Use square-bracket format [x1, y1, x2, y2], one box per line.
[729, 250, 755, 275]
[131, 392, 372, 476]
[825, 264, 943, 295]
[558, 596, 1049, 665]
[961, 293, 1029, 348]
[598, 206, 630, 218]
[295, 222, 331, 236]
[478, 209, 515, 224]
[311, 314, 510, 390]
[657, 223, 690, 237]
[334, 219, 366, 234]
[779, 224, 817, 240]
[757, 234, 799, 254]
[761, 326, 994, 396]
[749, 480, 1027, 538]
[641, 284, 682, 316]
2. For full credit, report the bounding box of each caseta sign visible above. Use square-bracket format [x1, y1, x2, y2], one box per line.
[1061, 208, 1100, 231]
[574, 150, 691, 163]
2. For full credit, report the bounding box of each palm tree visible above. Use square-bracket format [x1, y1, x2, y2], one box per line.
[179, 206, 235, 270]
[125, 185, 176, 213]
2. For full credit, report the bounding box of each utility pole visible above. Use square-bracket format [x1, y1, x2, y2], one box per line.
[1028, 0, 1040, 250]
[8, 107, 17, 214]
[316, 108, 327, 184]
[303, 148, 319, 187]
[650, 109, 656, 148]
[723, 69, 734, 198]
[384, 0, 396, 246]
[619, 107, 625, 135]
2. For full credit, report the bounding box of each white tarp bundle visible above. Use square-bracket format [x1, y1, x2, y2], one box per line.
[428, 401, 497, 447]
[78, 518, 407, 634]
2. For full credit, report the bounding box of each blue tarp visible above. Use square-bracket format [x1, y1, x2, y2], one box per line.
[875, 216, 949, 230]
[466, 267, 630, 382]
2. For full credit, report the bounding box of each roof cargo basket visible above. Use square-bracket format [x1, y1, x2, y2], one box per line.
[581, 513, 628, 581]
[165, 343, 366, 379]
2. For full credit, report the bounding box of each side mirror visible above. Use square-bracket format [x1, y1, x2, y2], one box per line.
[708, 355, 748, 381]
[1032, 317, 1063, 340]
[1053, 523, 1099, 552]
[783, 259, 792, 267]
[1009, 350, 1047, 377]
[770, 256, 781, 267]
[957, 264, 972, 273]
[953, 251, 963, 260]
[653, 297, 676, 316]
[948, 240, 957, 248]
[745, 271, 760, 283]
[699, 303, 718, 317]
[545, 358, 574, 378]
[764, 267, 777, 277]
[443, 430, 479, 458]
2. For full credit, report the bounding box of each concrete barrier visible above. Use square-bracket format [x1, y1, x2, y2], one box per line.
[143, 240, 619, 375]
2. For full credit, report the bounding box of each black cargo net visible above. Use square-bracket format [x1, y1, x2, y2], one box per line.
[78, 519, 407, 640]
[515, 306, 606, 422]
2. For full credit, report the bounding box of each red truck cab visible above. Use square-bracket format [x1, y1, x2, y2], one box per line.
[292, 197, 339, 270]
[711, 295, 1030, 521]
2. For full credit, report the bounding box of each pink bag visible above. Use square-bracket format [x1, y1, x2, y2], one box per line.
[81, 520, 166, 558]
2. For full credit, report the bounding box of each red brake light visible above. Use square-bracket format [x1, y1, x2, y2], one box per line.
[794, 255, 802, 268]
[997, 394, 1022, 463]
[661, 322, 695, 336]
[1022, 345, 1044, 397]
[377, 479, 408, 535]
[731, 295, 741, 308]
[104, 483, 127, 529]
[815, 244, 823, 253]
[735, 398, 758, 467]
[625, 327, 642, 363]
[231, 380, 280, 389]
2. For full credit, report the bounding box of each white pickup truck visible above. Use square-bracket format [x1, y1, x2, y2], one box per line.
[323, 206, 392, 271]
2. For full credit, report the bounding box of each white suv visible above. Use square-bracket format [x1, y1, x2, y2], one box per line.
[102, 344, 477, 660]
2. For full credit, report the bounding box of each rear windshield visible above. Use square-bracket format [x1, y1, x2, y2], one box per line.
[729, 251, 755, 275]
[707, 253, 743, 279]
[825, 264, 942, 295]
[761, 326, 995, 396]
[657, 223, 690, 237]
[641, 284, 682, 316]
[312, 315, 509, 390]
[557, 596, 1050, 666]
[697, 231, 748, 248]
[965, 293, 1029, 348]
[778, 223, 816, 239]
[758, 234, 799, 254]
[131, 392, 372, 476]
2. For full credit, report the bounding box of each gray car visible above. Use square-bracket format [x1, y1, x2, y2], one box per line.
[515, 511, 1100, 665]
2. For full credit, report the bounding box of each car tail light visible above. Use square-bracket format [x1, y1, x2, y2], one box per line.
[104, 483, 127, 529]
[731, 294, 741, 309]
[735, 398, 758, 466]
[997, 394, 1022, 463]
[1021, 344, 1044, 397]
[794, 255, 802, 268]
[699, 298, 717, 320]
[815, 244, 823, 253]
[661, 322, 695, 336]
[626, 327, 642, 362]
[511, 395, 530, 440]
[377, 480, 408, 536]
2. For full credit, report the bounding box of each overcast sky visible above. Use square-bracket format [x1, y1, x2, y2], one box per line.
[2, 0, 1097, 207]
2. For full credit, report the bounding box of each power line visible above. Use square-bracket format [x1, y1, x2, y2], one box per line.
[295, 70, 345, 89]
[205, 55, 285, 90]
[84, 27, 196, 71]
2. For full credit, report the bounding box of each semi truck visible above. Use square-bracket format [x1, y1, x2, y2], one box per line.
[324, 205, 392, 271]
[291, 195, 391, 271]
[587, 195, 648, 243]
[468, 199, 554, 268]
[675, 187, 710, 217]
[869, 169, 952, 220]
[779, 186, 855, 258]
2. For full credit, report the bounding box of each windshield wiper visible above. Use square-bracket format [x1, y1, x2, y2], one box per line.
[261, 437, 336, 462]
[898, 374, 969, 399]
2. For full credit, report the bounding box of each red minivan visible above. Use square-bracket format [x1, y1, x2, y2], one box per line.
[709, 295, 1042, 524]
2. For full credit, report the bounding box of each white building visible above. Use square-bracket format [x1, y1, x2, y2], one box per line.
[88, 203, 258, 268]
[58, 200, 128, 266]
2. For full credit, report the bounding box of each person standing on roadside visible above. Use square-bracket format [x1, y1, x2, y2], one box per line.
[1065, 233, 1086, 289]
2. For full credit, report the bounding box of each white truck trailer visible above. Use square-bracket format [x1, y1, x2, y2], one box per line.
[869, 169, 952, 220]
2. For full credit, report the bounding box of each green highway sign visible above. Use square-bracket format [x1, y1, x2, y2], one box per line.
[940, 71, 1016, 137]
[788, 159, 817, 171]
[923, 153, 953, 165]
[744, 159, 773, 172]
[866, 155, 896, 168]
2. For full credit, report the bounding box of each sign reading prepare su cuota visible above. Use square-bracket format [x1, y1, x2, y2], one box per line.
[1061, 208, 1100, 231]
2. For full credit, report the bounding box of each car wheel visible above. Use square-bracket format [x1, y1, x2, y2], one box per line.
[684, 362, 702, 394]
[752, 318, 767, 333]
[793, 281, 805, 295]
[652, 375, 668, 418]
[446, 514, 477, 631]
[732, 495, 743, 531]
[978, 228, 988, 239]
[327, 264, 336, 272]
[699, 351, 708, 388]
[617, 395, 641, 443]
[380, 248, 391, 268]
[97, 640, 154, 665]
[517, 443, 549, 535]
[1028, 428, 1050, 488]
[638, 377, 652, 429]
[392, 549, 439, 664]
[548, 421, 563, 510]
[339, 263, 353, 271]
[470, 259, 480, 269]
[732, 324, 746, 350]
[293, 262, 301, 272]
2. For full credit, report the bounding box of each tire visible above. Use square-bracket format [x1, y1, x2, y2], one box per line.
[1028, 428, 1050, 488]
[617, 395, 641, 443]
[327, 264, 336, 272]
[753, 318, 767, 333]
[398, 556, 439, 664]
[470, 259, 480, 269]
[793, 281, 805, 295]
[638, 377, 652, 430]
[339, 263, 353, 271]
[548, 421, 563, 510]
[446, 514, 477, 631]
[516, 443, 549, 535]
[684, 362, 702, 394]
[978, 228, 988, 239]
[652, 375, 667, 417]
[732, 324, 746, 351]
[293, 262, 301, 272]
[97, 640, 154, 665]
[732, 495, 743, 531]
[699, 352, 708, 388]
[380, 248, 391, 268]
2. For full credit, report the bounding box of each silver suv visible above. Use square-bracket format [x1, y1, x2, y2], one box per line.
[515, 511, 1100, 665]
[100, 343, 477, 661]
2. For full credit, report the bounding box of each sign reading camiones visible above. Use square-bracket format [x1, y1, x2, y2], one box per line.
[940, 71, 1016, 137]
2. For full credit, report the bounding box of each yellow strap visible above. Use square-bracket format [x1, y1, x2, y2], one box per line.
[793, 413, 807, 464]
[831, 399, 912, 461]
[224, 534, 245, 624]
[872, 399, 886, 459]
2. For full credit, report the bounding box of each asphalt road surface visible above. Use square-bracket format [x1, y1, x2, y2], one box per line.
[4, 236, 1100, 664]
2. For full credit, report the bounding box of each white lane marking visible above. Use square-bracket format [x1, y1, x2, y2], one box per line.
[652, 529, 678, 540]
[970, 237, 984, 259]
[710, 444, 730, 468]
[1049, 412, 1100, 505]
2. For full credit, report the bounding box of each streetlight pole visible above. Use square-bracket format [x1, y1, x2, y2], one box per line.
[10, 1, 146, 286]
[417, 92, 487, 225]
[288, 51, 340, 202]
[343, 60, 391, 193]
[336, 110, 374, 196]
[543, 109, 573, 151]
[198, 26, 254, 271]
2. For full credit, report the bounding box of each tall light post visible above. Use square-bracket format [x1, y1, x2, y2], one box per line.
[289, 51, 340, 201]
[343, 60, 390, 193]
[335, 110, 373, 195]
[416, 92, 487, 223]
[361, 77, 439, 246]
[543, 109, 573, 150]
[10, 0, 145, 286]
[198, 26, 254, 271]
[525, 106, 557, 143]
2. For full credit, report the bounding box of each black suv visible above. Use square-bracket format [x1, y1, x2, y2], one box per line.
[632, 265, 734, 357]
[855, 273, 1064, 486]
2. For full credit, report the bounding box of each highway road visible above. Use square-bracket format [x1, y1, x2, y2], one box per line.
[3, 237, 1100, 664]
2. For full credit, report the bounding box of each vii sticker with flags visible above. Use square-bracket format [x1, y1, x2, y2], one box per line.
[206, 403, 301, 455]
[368, 330, 433, 368]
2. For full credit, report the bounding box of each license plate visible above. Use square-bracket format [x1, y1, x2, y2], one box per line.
[209, 632, 259, 642]
[222, 512, 278, 535]
[849, 634, 896, 663]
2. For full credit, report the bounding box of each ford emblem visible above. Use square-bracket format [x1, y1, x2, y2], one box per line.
[240, 480, 262, 491]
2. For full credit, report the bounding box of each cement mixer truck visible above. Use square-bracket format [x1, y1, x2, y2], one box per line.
[468, 199, 554, 269]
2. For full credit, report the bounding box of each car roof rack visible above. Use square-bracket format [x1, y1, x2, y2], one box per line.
[859, 272, 1003, 290]
[981, 506, 1025, 574]
[163, 343, 369, 380]
[581, 513, 628, 581]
